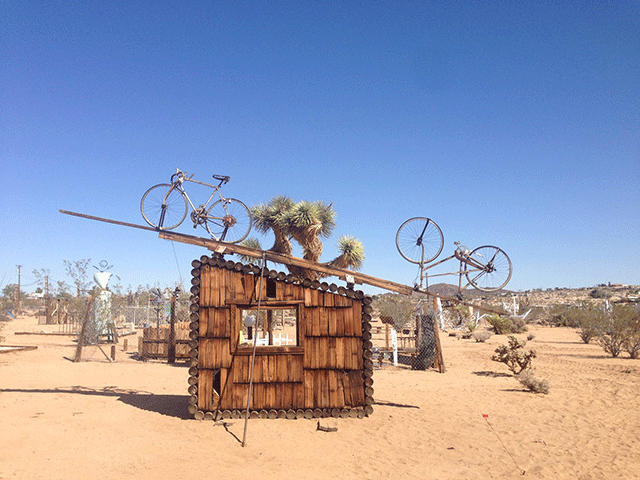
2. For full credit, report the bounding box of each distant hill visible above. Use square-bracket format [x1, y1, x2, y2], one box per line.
[422, 283, 514, 299]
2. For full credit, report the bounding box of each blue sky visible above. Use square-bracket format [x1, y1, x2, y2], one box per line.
[2, 1, 639, 295]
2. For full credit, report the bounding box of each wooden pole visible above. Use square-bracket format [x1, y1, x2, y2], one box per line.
[242, 254, 266, 448]
[168, 292, 176, 364]
[74, 295, 94, 362]
[432, 314, 446, 373]
[385, 323, 390, 350]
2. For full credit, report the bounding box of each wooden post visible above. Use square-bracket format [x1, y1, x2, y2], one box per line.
[168, 293, 176, 364]
[110, 345, 116, 361]
[123, 338, 128, 352]
[267, 310, 273, 346]
[74, 295, 94, 362]
[432, 317, 446, 374]
[44, 276, 51, 324]
[385, 323, 390, 350]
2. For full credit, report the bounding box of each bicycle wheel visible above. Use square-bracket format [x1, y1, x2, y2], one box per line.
[464, 246, 512, 292]
[205, 198, 252, 243]
[395, 217, 444, 264]
[140, 184, 188, 230]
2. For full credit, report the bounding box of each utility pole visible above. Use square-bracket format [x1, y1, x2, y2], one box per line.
[15, 265, 22, 315]
[45, 275, 50, 323]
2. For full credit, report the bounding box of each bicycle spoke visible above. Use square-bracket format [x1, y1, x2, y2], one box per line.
[465, 246, 512, 292]
[205, 198, 252, 243]
[396, 217, 444, 264]
[140, 184, 187, 230]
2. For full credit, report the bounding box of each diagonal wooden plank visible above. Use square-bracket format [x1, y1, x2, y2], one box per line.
[59, 209, 507, 314]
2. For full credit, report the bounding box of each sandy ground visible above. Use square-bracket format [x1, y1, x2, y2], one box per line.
[1, 314, 639, 480]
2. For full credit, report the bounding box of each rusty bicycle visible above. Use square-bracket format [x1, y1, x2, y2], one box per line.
[396, 217, 512, 292]
[141, 168, 252, 243]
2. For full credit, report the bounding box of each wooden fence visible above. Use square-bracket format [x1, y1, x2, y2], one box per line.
[138, 322, 191, 359]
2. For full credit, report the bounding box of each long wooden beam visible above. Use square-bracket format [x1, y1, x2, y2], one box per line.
[59, 209, 507, 314]
[60, 210, 158, 232]
[157, 230, 415, 295]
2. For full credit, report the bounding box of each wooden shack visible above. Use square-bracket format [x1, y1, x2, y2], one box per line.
[186, 254, 375, 420]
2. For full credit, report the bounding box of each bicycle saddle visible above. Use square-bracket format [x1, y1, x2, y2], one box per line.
[212, 174, 230, 184]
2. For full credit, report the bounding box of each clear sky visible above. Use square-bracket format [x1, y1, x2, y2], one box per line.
[2, 1, 639, 296]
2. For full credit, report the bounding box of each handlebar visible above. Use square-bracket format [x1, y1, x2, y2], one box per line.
[171, 169, 193, 184]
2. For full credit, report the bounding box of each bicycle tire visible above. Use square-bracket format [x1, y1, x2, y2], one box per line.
[464, 245, 512, 292]
[395, 217, 444, 264]
[140, 183, 188, 230]
[205, 198, 252, 243]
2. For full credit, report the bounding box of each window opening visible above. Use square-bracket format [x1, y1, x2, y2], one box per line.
[239, 307, 298, 347]
[266, 278, 277, 298]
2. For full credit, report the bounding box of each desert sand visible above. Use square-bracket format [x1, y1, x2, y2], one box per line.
[1, 313, 639, 480]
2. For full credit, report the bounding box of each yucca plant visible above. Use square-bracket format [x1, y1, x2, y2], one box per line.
[241, 197, 364, 279]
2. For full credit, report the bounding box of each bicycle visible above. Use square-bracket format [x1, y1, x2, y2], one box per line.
[141, 169, 252, 244]
[396, 217, 512, 292]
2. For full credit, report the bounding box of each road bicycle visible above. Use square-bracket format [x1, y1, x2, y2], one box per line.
[396, 217, 512, 292]
[141, 169, 252, 244]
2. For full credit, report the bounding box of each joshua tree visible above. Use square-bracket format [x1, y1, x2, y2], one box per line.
[242, 196, 365, 280]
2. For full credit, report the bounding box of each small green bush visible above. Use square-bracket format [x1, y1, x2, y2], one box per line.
[548, 305, 580, 327]
[465, 320, 478, 334]
[516, 370, 550, 394]
[486, 314, 528, 335]
[492, 336, 536, 374]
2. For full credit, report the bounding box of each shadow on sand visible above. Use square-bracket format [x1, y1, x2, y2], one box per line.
[0, 386, 192, 420]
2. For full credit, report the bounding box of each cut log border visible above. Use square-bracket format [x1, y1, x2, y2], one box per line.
[187, 254, 374, 420]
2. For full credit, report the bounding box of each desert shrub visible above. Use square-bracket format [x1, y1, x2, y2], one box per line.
[473, 330, 491, 343]
[516, 370, 550, 394]
[597, 305, 637, 358]
[590, 288, 611, 299]
[613, 306, 640, 359]
[570, 304, 606, 344]
[492, 336, 536, 374]
[486, 314, 527, 335]
[623, 331, 640, 359]
[450, 304, 471, 328]
[373, 293, 415, 332]
[548, 305, 580, 327]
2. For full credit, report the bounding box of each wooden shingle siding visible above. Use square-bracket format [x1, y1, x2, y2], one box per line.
[188, 255, 374, 420]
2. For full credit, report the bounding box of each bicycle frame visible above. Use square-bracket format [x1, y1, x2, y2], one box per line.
[416, 247, 488, 291]
[167, 175, 224, 214]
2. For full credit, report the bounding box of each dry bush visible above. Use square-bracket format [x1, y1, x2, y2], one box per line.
[516, 370, 550, 394]
[473, 330, 491, 343]
[492, 336, 536, 374]
[571, 304, 606, 344]
[617, 306, 640, 359]
[597, 305, 639, 358]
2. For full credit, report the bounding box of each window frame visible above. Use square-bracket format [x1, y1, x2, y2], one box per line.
[228, 299, 305, 355]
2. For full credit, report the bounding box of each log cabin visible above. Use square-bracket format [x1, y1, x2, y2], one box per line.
[187, 254, 375, 420]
